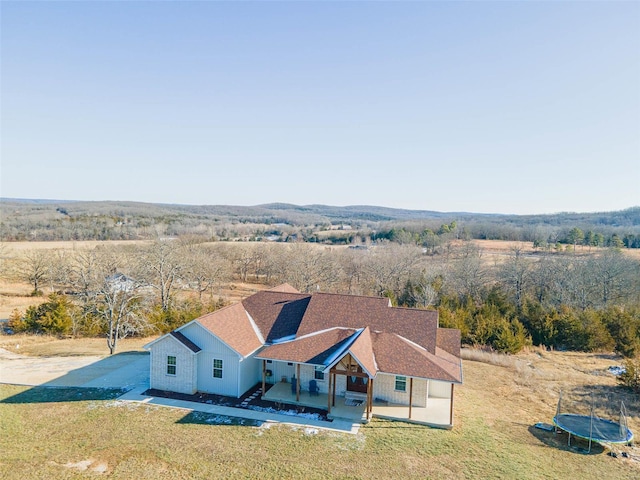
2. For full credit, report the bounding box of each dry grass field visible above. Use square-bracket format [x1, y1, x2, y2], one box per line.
[0, 334, 153, 357]
[1, 240, 152, 252]
[0, 337, 638, 479]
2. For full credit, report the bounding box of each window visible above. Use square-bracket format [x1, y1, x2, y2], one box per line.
[395, 376, 407, 392]
[314, 366, 325, 380]
[213, 359, 223, 378]
[167, 356, 176, 375]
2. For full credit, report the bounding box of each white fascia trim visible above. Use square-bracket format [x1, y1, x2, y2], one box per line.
[347, 349, 376, 378]
[269, 326, 350, 345]
[269, 334, 297, 344]
[244, 309, 265, 345]
[397, 334, 429, 353]
[322, 328, 364, 373]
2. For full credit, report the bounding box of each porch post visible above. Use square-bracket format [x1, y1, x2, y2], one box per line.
[368, 378, 374, 418]
[408, 377, 413, 419]
[327, 372, 332, 413]
[425, 379, 429, 407]
[332, 372, 336, 407]
[366, 376, 372, 420]
[261, 359, 266, 397]
[449, 384, 455, 426]
[296, 363, 301, 402]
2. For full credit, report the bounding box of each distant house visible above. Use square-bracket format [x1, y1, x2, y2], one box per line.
[105, 273, 136, 292]
[145, 284, 462, 427]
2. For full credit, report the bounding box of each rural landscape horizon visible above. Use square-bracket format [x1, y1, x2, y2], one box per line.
[3, 197, 640, 217]
[2, 1, 640, 478]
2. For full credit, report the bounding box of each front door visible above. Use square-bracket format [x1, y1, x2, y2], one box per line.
[346, 366, 368, 393]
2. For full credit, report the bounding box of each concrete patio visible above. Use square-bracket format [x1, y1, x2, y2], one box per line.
[262, 381, 453, 428]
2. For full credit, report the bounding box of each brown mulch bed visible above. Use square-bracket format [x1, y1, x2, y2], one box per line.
[143, 383, 331, 422]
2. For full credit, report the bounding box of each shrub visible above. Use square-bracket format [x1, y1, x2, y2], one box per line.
[20, 294, 75, 335]
[7, 309, 27, 333]
[618, 358, 640, 393]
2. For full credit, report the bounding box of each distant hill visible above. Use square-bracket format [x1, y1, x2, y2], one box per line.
[1, 198, 639, 243]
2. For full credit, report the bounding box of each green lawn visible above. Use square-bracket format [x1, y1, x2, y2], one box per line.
[1, 384, 637, 479]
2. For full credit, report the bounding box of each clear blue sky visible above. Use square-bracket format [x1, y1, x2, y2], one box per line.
[1, 1, 639, 215]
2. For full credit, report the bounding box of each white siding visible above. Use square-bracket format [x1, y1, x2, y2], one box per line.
[372, 374, 428, 407]
[182, 322, 241, 397]
[265, 362, 334, 394]
[298, 364, 329, 394]
[238, 355, 261, 396]
[428, 380, 452, 399]
[149, 336, 197, 394]
[266, 360, 296, 386]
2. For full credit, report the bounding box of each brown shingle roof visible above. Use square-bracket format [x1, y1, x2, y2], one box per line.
[266, 283, 301, 293]
[348, 327, 377, 376]
[371, 332, 462, 383]
[297, 293, 438, 352]
[242, 291, 311, 343]
[196, 302, 262, 357]
[187, 288, 461, 383]
[257, 328, 358, 365]
[436, 328, 461, 358]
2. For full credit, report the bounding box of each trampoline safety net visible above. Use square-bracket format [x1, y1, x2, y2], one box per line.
[552, 391, 634, 448]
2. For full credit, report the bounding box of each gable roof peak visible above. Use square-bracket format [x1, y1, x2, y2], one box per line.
[266, 283, 301, 294]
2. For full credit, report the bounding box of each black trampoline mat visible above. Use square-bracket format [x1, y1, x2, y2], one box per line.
[553, 414, 633, 443]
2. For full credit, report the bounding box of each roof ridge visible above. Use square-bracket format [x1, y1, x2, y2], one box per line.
[389, 305, 438, 312]
[311, 291, 390, 301]
[197, 301, 243, 318]
[246, 290, 311, 297]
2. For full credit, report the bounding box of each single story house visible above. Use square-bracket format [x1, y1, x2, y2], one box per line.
[145, 284, 463, 427]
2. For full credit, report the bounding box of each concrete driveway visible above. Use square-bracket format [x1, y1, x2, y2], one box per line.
[0, 348, 149, 390]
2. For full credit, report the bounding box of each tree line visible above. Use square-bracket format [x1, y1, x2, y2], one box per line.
[2, 200, 639, 249]
[3, 239, 640, 357]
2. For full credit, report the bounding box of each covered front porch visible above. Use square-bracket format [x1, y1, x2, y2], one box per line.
[261, 381, 454, 428]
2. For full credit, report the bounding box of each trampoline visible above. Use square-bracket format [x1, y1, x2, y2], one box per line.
[552, 392, 634, 452]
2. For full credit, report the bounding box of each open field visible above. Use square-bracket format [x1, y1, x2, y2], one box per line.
[0, 334, 153, 357]
[0, 338, 638, 479]
[0, 240, 152, 252]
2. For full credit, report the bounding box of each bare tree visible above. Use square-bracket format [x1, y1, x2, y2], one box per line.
[183, 244, 232, 302]
[138, 239, 184, 311]
[363, 244, 422, 297]
[273, 244, 339, 293]
[230, 244, 257, 282]
[497, 247, 531, 309]
[338, 248, 368, 295]
[409, 271, 439, 308]
[14, 249, 50, 295]
[589, 249, 638, 307]
[446, 242, 486, 302]
[99, 272, 148, 355]
[46, 249, 73, 293]
[84, 248, 149, 354]
[62, 247, 151, 352]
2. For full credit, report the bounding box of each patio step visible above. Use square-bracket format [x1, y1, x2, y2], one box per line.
[344, 391, 367, 402]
